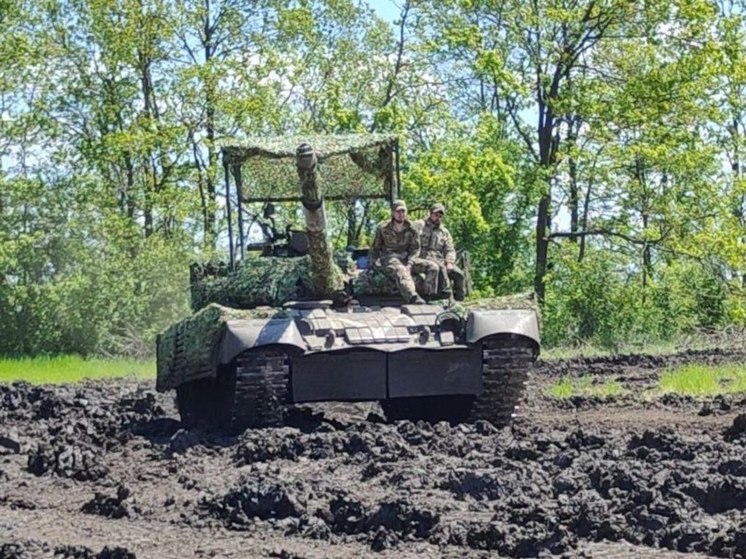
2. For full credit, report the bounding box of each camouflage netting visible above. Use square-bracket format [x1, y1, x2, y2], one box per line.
[457, 293, 539, 312]
[156, 304, 288, 391]
[452, 293, 542, 326]
[352, 267, 449, 300]
[190, 256, 345, 312]
[221, 134, 397, 201]
[351, 267, 401, 297]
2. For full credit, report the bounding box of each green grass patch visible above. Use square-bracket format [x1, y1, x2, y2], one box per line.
[547, 375, 625, 399]
[548, 377, 574, 399]
[657, 363, 746, 396]
[0, 355, 155, 384]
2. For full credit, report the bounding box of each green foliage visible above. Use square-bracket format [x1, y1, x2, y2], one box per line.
[0, 174, 190, 358]
[404, 115, 535, 295]
[0, 355, 154, 384]
[542, 245, 733, 350]
[548, 377, 574, 399]
[543, 247, 635, 349]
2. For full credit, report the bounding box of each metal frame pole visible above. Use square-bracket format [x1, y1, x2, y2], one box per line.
[222, 155, 235, 270]
[232, 164, 246, 261]
[393, 139, 402, 200]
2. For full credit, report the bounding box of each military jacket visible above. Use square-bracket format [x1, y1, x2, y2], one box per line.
[370, 219, 420, 263]
[416, 218, 456, 265]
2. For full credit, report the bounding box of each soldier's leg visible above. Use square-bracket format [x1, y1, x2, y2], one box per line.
[423, 260, 441, 298]
[409, 259, 429, 295]
[436, 263, 452, 298]
[449, 265, 466, 301]
[410, 258, 440, 297]
[383, 258, 418, 302]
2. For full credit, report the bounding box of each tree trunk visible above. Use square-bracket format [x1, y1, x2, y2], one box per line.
[567, 117, 580, 240]
[202, 1, 218, 249]
[534, 94, 556, 303]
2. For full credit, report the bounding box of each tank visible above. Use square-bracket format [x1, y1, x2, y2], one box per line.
[156, 134, 540, 432]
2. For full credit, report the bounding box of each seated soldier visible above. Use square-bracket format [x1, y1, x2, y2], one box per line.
[416, 203, 465, 301]
[369, 199, 438, 304]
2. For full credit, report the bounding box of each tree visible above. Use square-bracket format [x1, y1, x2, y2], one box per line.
[416, 0, 722, 302]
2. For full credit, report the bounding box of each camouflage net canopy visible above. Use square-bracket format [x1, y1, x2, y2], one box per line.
[221, 134, 398, 201]
[190, 256, 346, 311]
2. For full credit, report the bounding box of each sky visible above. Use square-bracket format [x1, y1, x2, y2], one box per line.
[370, 0, 401, 23]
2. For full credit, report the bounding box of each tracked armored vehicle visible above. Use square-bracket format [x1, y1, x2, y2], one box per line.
[156, 134, 540, 432]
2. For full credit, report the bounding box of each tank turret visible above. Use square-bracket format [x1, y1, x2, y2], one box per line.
[296, 143, 337, 298]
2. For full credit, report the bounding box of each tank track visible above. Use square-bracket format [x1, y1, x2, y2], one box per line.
[381, 334, 536, 426]
[230, 349, 290, 431]
[176, 348, 290, 433]
[470, 334, 536, 427]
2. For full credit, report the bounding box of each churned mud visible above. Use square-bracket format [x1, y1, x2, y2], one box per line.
[2, 348, 746, 558]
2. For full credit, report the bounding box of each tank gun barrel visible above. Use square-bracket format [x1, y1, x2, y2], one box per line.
[296, 143, 337, 297]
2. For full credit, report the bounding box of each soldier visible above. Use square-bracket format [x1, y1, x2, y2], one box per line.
[417, 203, 465, 301]
[369, 199, 437, 304]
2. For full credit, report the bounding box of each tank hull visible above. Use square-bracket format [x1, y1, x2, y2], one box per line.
[157, 301, 539, 431]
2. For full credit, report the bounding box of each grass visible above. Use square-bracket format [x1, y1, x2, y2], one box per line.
[547, 375, 625, 399]
[0, 355, 155, 384]
[549, 363, 746, 400]
[657, 363, 746, 397]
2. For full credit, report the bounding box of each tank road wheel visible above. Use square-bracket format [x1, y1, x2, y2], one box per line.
[176, 348, 290, 433]
[470, 334, 537, 427]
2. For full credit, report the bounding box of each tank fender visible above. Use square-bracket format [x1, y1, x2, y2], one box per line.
[465, 309, 540, 349]
[219, 317, 306, 365]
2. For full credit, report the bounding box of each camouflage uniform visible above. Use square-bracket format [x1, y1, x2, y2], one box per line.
[370, 202, 438, 303]
[416, 205, 466, 301]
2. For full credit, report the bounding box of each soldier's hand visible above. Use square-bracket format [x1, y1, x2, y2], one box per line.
[446, 263, 454, 272]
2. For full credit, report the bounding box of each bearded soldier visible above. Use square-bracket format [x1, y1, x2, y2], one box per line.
[416, 203, 465, 301]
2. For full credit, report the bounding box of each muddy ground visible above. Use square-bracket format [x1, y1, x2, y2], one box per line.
[2, 348, 746, 558]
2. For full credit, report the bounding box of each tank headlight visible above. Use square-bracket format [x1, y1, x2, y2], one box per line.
[325, 331, 336, 348]
[418, 327, 431, 344]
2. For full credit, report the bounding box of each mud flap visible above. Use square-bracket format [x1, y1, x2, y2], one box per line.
[387, 348, 482, 398]
[291, 350, 387, 402]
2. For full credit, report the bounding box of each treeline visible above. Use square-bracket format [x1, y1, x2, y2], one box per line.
[1, 0, 745, 357]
